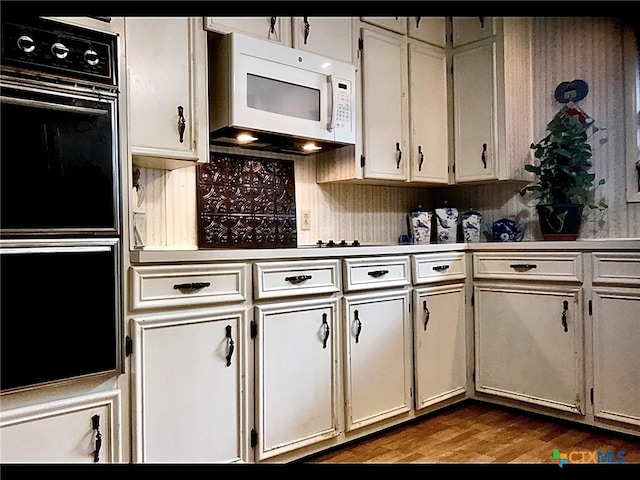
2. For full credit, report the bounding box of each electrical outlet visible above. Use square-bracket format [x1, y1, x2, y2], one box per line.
[301, 210, 310, 230]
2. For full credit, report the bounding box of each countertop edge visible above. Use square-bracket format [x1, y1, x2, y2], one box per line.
[129, 239, 640, 264]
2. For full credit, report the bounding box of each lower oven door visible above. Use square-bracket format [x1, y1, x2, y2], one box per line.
[0, 82, 120, 236]
[0, 239, 122, 392]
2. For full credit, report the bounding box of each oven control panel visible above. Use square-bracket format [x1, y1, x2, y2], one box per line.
[1, 17, 117, 87]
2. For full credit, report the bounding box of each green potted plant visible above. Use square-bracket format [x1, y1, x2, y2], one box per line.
[519, 103, 607, 240]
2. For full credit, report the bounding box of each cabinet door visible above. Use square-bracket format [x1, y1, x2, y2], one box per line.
[0, 391, 120, 463]
[414, 284, 467, 410]
[126, 17, 208, 166]
[292, 17, 354, 64]
[204, 17, 291, 46]
[361, 29, 408, 181]
[255, 298, 340, 460]
[361, 17, 407, 34]
[592, 288, 640, 427]
[408, 42, 449, 184]
[131, 309, 247, 463]
[452, 17, 494, 46]
[453, 42, 498, 182]
[344, 289, 412, 432]
[474, 283, 585, 414]
[408, 17, 446, 48]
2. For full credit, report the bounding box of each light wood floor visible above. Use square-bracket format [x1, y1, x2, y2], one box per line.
[303, 401, 640, 464]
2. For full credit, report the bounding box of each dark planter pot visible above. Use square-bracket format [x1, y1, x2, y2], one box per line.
[536, 204, 583, 241]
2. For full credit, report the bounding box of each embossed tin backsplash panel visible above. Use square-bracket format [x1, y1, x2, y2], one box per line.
[197, 152, 297, 248]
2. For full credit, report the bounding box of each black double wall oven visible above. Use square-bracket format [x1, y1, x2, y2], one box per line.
[0, 17, 123, 392]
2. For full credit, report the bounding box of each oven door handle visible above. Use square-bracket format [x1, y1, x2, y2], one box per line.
[0, 96, 108, 116]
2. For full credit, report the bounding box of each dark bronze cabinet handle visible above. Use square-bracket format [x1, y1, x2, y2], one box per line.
[561, 300, 569, 332]
[418, 145, 424, 171]
[285, 274, 312, 284]
[510, 264, 537, 271]
[354, 309, 362, 343]
[367, 269, 389, 278]
[225, 325, 235, 366]
[177, 106, 186, 143]
[423, 300, 430, 331]
[479, 16, 486, 29]
[270, 17, 276, 34]
[432, 265, 450, 272]
[173, 282, 211, 291]
[396, 142, 402, 169]
[481, 143, 487, 168]
[321, 313, 330, 349]
[92, 414, 102, 463]
[303, 17, 310, 44]
[416, 17, 421, 29]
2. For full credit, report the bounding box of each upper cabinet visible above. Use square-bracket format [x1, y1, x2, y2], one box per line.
[204, 17, 291, 46]
[408, 17, 447, 48]
[291, 17, 354, 64]
[125, 17, 209, 169]
[205, 17, 354, 63]
[451, 17, 532, 183]
[360, 17, 407, 35]
[451, 16, 495, 47]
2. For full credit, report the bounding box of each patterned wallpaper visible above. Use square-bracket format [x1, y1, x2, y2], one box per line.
[135, 17, 639, 249]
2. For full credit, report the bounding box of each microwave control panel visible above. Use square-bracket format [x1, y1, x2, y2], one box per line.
[334, 79, 353, 142]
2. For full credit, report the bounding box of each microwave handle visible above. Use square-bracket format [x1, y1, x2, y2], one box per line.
[326, 75, 334, 132]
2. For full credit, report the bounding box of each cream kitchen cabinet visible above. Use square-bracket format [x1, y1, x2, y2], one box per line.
[360, 17, 407, 35]
[128, 262, 251, 463]
[125, 17, 209, 169]
[451, 17, 532, 183]
[412, 253, 467, 410]
[408, 17, 447, 48]
[357, 27, 448, 184]
[291, 17, 354, 64]
[451, 17, 495, 47]
[204, 17, 292, 46]
[0, 390, 121, 463]
[342, 256, 413, 433]
[130, 308, 249, 463]
[590, 252, 640, 429]
[472, 252, 586, 415]
[252, 259, 341, 462]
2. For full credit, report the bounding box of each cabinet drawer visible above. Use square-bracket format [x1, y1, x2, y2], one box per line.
[592, 252, 640, 286]
[253, 259, 341, 300]
[412, 252, 466, 285]
[130, 263, 250, 311]
[344, 256, 411, 292]
[473, 252, 583, 282]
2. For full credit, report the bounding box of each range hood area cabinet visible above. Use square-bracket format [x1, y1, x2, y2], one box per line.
[205, 17, 354, 64]
[317, 18, 450, 186]
[316, 17, 533, 186]
[125, 17, 209, 170]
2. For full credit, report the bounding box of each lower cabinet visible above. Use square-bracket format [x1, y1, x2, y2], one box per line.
[474, 282, 585, 414]
[254, 298, 340, 461]
[343, 289, 412, 432]
[0, 390, 121, 463]
[413, 283, 467, 410]
[130, 308, 249, 463]
[590, 252, 640, 429]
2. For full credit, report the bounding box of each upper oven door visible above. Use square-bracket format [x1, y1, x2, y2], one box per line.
[0, 82, 120, 237]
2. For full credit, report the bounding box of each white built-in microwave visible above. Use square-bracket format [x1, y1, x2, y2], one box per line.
[208, 32, 356, 155]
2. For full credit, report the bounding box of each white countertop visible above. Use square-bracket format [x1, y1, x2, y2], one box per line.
[129, 238, 640, 264]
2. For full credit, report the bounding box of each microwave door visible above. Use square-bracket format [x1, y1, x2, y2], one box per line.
[234, 55, 333, 142]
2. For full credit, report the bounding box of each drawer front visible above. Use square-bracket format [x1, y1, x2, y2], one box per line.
[592, 252, 640, 286]
[130, 263, 249, 311]
[344, 256, 411, 292]
[473, 252, 583, 282]
[254, 259, 341, 300]
[412, 252, 466, 285]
